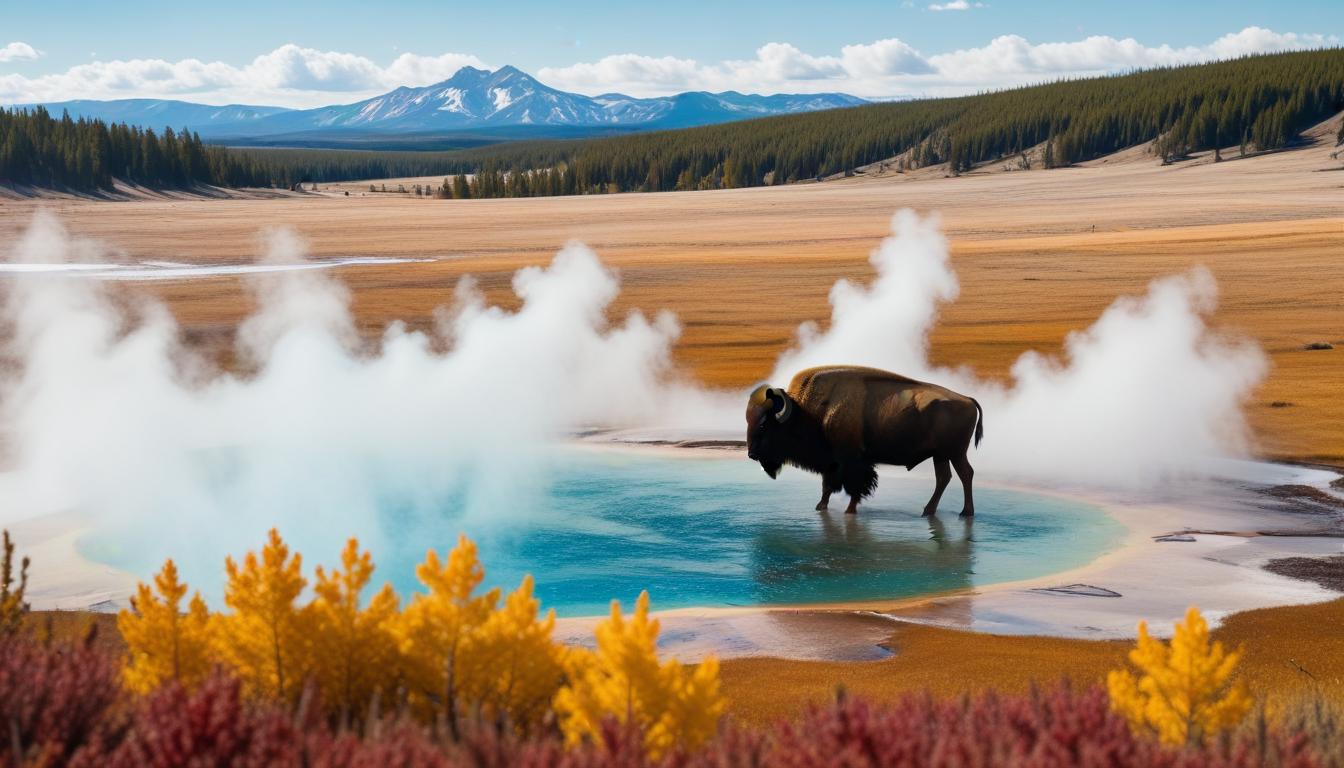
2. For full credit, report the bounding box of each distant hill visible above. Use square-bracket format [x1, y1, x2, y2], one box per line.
[27, 66, 865, 140]
[7, 49, 1340, 196]
[18, 98, 291, 132]
[436, 48, 1344, 196]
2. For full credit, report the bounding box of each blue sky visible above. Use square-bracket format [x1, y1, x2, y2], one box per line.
[1, 0, 1340, 106]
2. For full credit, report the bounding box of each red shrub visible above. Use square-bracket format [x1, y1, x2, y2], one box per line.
[0, 634, 121, 766]
[737, 684, 1318, 768]
[73, 674, 304, 767]
[0, 635, 1324, 768]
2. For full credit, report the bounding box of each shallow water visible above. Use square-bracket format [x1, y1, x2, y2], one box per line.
[80, 449, 1123, 616]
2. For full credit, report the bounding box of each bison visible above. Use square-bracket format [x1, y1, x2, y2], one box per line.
[745, 365, 983, 517]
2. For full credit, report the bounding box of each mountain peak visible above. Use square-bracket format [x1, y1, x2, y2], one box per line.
[35, 65, 866, 137]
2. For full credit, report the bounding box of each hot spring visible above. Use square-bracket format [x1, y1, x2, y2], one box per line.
[77, 447, 1123, 616]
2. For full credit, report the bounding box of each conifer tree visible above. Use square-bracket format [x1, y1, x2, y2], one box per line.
[216, 528, 311, 701]
[309, 538, 400, 719]
[118, 560, 213, 693]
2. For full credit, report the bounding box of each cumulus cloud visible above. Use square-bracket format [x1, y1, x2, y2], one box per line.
[0, 42, 41, 63]
[540, 26, 1337, 98]
[0, 27, 1336, 106]
[0, 44, 487, 108]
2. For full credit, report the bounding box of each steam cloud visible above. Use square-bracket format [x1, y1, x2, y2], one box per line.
[0, 213, 724, 564]
[0, 209, 1267, 553]
[772, 210, 1268, 484]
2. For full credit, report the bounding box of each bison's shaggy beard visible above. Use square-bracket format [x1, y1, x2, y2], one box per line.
[760, 460, 783, 479]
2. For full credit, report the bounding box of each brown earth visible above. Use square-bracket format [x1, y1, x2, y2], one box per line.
[719, 596, 1344, 726]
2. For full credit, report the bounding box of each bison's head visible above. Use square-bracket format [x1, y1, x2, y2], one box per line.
[745, 384, 795, 479]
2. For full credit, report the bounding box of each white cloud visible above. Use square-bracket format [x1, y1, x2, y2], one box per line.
[840, 39, 934, 76]
[1206, 26, 1335, 58]
[543, 26, 1336, 99]
[0, 42, 41, 63]
[0, 44, 487, 108]
[929, 1, 985, 10]
[0, 27, 1336, 107]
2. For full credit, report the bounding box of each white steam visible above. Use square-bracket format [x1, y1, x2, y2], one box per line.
[0, 207, 1267, 551]
[771, 210, 1268, 484]
[0, 213, 724, 561]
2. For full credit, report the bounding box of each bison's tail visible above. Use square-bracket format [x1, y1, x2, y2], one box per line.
[972, 398, 984, 448]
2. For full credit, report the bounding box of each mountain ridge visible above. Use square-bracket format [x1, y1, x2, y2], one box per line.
[21, 65, 865, 138]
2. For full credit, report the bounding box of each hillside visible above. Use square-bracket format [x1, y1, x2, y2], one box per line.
[4, 50, 1341, 196]
[434, 48, 1344, 197]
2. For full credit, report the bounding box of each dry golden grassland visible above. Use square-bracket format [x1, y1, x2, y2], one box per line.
[1, 131, 1339, 465]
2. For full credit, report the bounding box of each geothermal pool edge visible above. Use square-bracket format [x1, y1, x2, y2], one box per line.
[11, 444, 1344, 663]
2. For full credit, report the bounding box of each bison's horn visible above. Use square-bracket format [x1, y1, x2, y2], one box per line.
[768, 387, 794, 423]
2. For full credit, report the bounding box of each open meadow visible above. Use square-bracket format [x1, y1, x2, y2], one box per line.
[2, 120, 1340, 467]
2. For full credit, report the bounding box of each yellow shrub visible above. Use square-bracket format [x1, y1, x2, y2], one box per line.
[113, 530, 723, 749]
[392, 537, 568, 732]
[1, 529, 30, 637]
[393, 535, 500, 726]
[1107, 606, 1252, 745]
[215, 528, 312, 701]
[554, 591, 724, 756]
[310, 538, 400, 718]
[118, 559, 213, 693]
[473, 574, 566, 730]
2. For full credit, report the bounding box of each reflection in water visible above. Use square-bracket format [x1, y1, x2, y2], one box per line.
[81, 449, 1118, 616]
[750, 509, 976, 604]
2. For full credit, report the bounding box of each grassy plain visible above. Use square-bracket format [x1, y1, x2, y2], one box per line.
[1, 127, 1339, 466]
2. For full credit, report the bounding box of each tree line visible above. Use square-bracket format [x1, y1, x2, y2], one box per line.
[442, 48, 1344, 197]
[3, 49, 1342, 196]
[0, 107, 476, 192]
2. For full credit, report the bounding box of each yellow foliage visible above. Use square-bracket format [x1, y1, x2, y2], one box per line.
[473, 574, 566, 729]
[394, 535, 500, 724]
[393, 536, 566, 732]
[216, 528, 312, 701]
[113, 530, 724, 749]
[554, 591, 724, 757]
[1107, 606, 1252, 746]
[1, 529, 30, 637]
[118, 559, 213, 693]
[310, 538, 400, 718]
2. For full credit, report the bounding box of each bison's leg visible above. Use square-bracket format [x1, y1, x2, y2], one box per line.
[924, 458, 951, 517]
[840, 464, 878, 515]
[952, 453, 975, 517]
[816, 466, 842, 511]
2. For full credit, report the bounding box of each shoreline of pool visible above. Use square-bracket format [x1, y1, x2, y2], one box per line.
[551, 437, 1344, 660]
[10, 438, 1344, 662]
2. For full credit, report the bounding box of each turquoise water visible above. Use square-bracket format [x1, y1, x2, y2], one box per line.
[80, 449, 1122, 616]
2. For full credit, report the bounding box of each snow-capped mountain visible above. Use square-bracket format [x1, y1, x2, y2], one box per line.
[23, 66, 865, 138]
[242, 66, 865, 135]
[261, 66, 628, 131]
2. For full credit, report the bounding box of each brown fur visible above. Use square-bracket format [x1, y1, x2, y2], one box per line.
[746, 366, 982, 516]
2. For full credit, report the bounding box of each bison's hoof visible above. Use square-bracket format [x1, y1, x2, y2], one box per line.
[959, 509, 975, 518]
[922, 507, 937, 517]
[815, 502, 828, 512]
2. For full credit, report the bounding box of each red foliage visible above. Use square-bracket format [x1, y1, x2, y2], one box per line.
[0, 636, 1324, 768]
[73, 675, 304, 767]
[0, 634, 121, 767]
[731, 685, 1319, 768]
